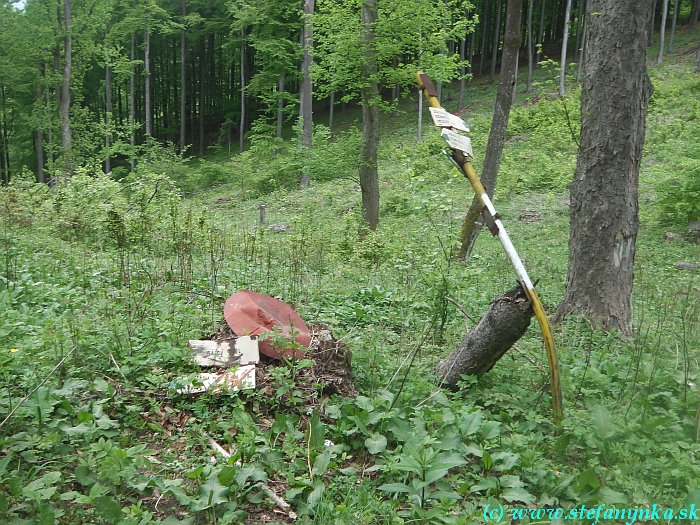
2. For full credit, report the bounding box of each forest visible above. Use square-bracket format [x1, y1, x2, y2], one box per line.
[1, 0, 700, 523]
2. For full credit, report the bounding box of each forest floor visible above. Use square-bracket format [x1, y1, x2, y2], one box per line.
[1, 26, 700, 525]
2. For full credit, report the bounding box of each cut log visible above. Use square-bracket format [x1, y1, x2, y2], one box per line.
[435, 284, 533, 389]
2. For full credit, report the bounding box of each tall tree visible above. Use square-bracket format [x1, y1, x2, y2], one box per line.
[552, 0, 653, 336]
[456, 0, 522, 260]
[359, 0, 379, 230]
[58, 0, 73, 166]
[299, 0, 314, 187]
[657, 0, 669, 65]
[558, 0, 572, 96]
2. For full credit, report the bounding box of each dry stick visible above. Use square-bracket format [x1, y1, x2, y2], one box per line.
[261, 484, 291, 510]
[0, 346, 76, 431]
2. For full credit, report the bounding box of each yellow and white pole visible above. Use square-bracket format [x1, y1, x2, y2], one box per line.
[416, 72, 563, 426]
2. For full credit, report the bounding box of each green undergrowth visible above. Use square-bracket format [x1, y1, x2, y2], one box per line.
[1, 30, 700, 525]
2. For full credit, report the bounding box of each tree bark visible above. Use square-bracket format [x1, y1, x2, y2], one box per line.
[328, 90, 334, 134]
[480, 0, 491, 75]
[180, 0, 187, 151]
[657, 0, 669, 65]
[277, 73, 285, 140]
[129, 29, 135, 172]
[144, 28, 152, 137]
[199, 36, 205, 155]
[360, 0, 380, 231]
[456, 0, 523, 260]
[105, 59, 112, 173]
[36, 83, 45, 183]
[526, 0, 534, 92]
[559, 0, 573, 96]
[552, 0, 653, 337]
[58, 0, 72, 167]
[299, 0, 314, 188]
[459, 36, 466, 109]
[669, 0, 679, 52]
[239, 28, 245, 154]
[435, 284, 533, 388]
[690, 0, 699, 28]
[536, 0, 546, 63]
[489, 0, 502, 83]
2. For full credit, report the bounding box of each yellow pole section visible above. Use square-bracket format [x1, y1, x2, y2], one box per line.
[416, 71, 563, 426]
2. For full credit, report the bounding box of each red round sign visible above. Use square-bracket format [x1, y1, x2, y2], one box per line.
[224, 290, 311, 359]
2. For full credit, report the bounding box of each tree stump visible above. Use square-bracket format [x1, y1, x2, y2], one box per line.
[435, 284, 533, 389]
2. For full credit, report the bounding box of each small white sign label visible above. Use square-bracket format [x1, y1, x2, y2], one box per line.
[441, 129, 473, 157]
[429, 107, 470, 132]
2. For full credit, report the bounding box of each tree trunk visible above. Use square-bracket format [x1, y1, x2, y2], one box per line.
[690, 0, 699, 28]
[458, 36, 466, 110]
[559, 0, 573, 96]
[130, 29, 135, 172]
[536, 0, 546, 63]
[199, 36, 205, 155]
[360, 0, 380, 231]
[668, 0, 679, 52]
[480, 0, 491, 75]
[435, 284, 533, 388]
[277, 73, 285, 140]
[180, 0, 186, 151]
[299, 0, 314, 188]
[489, 0, 503, 83]
[526, 0, 534, 92]
[552, 0, 653, 337]
[144, 28, 152, 137]
[36, 84, 45, 183]
[456, 0, 523, 260]
[657, 0, 669, 65]
[696, 40, 700, 72]
[239, 29, 245, 154]
[328, 90, 334, 134]
[648, 0, 656, 46]
[576, 9, 586, 82]
[58, 0, 72, 167]
[105, 59, 112, 173]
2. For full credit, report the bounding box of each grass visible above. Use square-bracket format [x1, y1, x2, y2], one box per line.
[0, 26, 699, 525]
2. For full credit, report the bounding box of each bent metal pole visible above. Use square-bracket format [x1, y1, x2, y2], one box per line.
[416, 71, 563, 426]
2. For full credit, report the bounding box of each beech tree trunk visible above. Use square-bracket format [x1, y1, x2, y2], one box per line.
[129, 29, 135, 172]
[180, 0, 186, 151]
[36, 84, 45, 183]
[456, 0, 523, 260]
[668, 0, 679, 52]
[559, 0, 573, 96]
[489, 0, 502, 83]
[58, 0, 72, 166]
[435, 284, 533, 388]
[657, 0, 669, 65]
[552, 0, 653, 337]
[145, 28, 152, 137]
[360, 0, 380, 231]
[299, 0, 314, 187]
[239, 29, 245, 154]
[105, 60, 112, 173]
[526, 0, 534, 92]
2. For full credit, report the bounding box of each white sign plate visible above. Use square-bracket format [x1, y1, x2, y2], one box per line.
[429, 107, 470, 132]
[441, 129, 474, 157]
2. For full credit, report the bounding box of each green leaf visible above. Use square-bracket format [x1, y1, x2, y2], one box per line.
[378, 482, 412, 494]
[553, 433, 571, 454]
[459, 410, 483, 436]
[93, 496, 123, 523]
[480, 421, 501, 440]
[502, 487, 536, 504]
[482, 451, 493, 471]
[590, 405, 617, 441]
[312, 448, 332, 476]
[307, 479, 325, 509]
[364, 433, 387, 454]
[598, 487, 627, 505]
[578, 468, 600, 490]
[308, 412, 326, 449]
[162, 517, 196, 525]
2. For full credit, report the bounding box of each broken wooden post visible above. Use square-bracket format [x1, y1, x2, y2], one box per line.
[435, 284, 533, 389]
